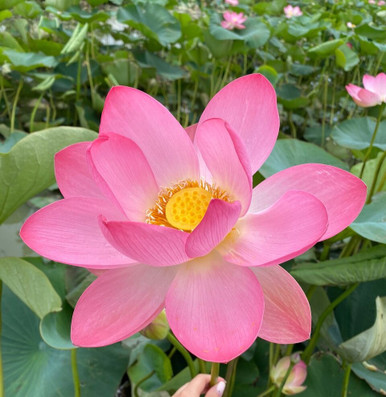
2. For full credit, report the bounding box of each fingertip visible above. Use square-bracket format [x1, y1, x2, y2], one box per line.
[206, 380, 226, 397]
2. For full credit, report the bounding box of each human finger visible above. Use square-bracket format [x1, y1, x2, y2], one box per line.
[205, 380, 227, 397]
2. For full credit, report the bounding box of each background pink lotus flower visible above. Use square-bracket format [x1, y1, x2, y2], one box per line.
[368, 0, 376, 3]
[221, 11, 247, 30]
[284, 4, 303, 18]
[378, 0, 385, 5]
[346, 73, 386, 107]
[225, 0, 239, 5]
[271, 354, 307, 395]
[21, 74, 366, 363]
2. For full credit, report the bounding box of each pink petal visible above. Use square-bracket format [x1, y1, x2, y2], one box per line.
[345, 83, 361, 100]
[185, 124, 197, 142]
[166, 254, 264, 362]
[196, 118, 252, 214]
[223, 191, 327, 267]
[88, 133, 159, 221]
[20, 198, 132, 268]
[199, 74, 280, 174]
[374, 72, 386, 99]
[100, 86, 199, 186]
[250, 164, 367, 240]
[100, 220, 189, 266]
[55, 142, 103, 198]
[252, 265, 311, 343]
[363, 74, 377, 92]
[186, 199, 241, 258]
[357, 88, 382, 107]
[71, 265, 176, 347]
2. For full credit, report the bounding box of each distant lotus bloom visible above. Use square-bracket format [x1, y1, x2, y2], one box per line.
[346, 42, 353, 49]
[221, 11, 247, 30]
[346, 22, 356, 28]
[346, 73, 386, 107]
[284, 4, 303, 18]
[378, 0, 385, 5]
[225, 0, 239, 5]
[21, 74, 366, 363]
[369, 0, 376, 3]
[271, 354, 307, 395]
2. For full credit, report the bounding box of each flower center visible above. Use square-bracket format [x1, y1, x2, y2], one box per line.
[146, 179, 231, 232]
[165, 187, 212, 231]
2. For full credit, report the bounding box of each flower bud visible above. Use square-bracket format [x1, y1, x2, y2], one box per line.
[140, 310, 169, 340]
[271, 353, 307, 395]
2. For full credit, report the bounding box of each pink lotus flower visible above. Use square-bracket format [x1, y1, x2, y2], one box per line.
[221, 11, 247, 30]
[368, 0, 376, 3]
[271, 353, 307, 395]
[346, 73, 386, 107]
[225, 0, 239, 5]
[378, 0, 385, 5]
[284, 4, 303, 18]
[21, 74, 366, 363]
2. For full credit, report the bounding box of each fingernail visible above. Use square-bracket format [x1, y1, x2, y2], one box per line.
[216, 381, 226, 396]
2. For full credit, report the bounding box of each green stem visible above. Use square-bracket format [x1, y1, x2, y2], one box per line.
[10, 80, 23, 133]
[176, 77, 182, 123]
[198, 358, 207, 374]
[0, 281, 3, 397]
[167, 333, 196, 378]
[341, 362, 352, 397]
[359, 103, 385, 178]
[366, 150, 386, 203]
[29, 93, 44, 132]
[284, 344, 294, 356]
[210, 362, 220, 387]
[134, 370, 155, 397]
[0, 77, 11, 121]
[320, 243, 330, 261]
[71, 349, 81, 397]
[257, 385, 276, 397]
[223, 357, 239, 397]
[321, 74, 328, 148]
[302, 283, 359, 364]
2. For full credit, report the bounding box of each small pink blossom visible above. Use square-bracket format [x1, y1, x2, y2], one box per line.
[346, 42, 353, 49]
[284, 4, 303, 18]
[221, 11, 247, 30]
[21, 75, 366, 363]
[346, 73, 386, 107]
[225, 0, 239, 5]
[346, 22, 356, 28]
[271, 354, 307, 395]
[369, 0, 376, 3]
[378, 0, 385, 5]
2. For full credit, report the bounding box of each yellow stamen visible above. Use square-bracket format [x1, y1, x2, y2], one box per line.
[146, 179, 231, 231]
[165, 187, 212, 231]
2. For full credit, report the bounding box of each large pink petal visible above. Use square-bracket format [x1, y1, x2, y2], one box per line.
[100, 220, 189, 266]
[100, 86, 199, 186]
[356, 88, 382, 107]
[374, 72, 386, 99]
[186, 199, 241, 258]
[20, 198, 132, 268]
[55, 142, 103, 198]
[250, 164, 367, 240]
[223, 191, 327, 267]
[199, 74, 280, 174]
[88, 133, 159, 222]
[362, 74, 377, 93]
[252, 265, 311, 343]
[196, 118, 252, 214]
[71, 265, 176, 347]
[166, 254, 264, 362]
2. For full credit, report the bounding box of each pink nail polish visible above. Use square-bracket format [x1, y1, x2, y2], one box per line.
[216, 381, 226, 396]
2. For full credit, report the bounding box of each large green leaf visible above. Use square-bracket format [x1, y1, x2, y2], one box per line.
[291, 245, 386, 286]
[338, 297, 386, 362]
[117, 3, 181, 46]
[332, 118, 386, 150]
[259, 139, 348, 178]
[2, 49, 58, 70]
[0, 257, 61, 319]
[335, 44, 359, 71]
[128, 343, 173, 392]
[209, 15, 270, 48]
[307, 39, 344, 57]
[0, 127, 97, 223]
[2, 286, 129, 397]
[301, 354, 377, 396]
[352, 355, 386, 394]
[351, 153, 386, 198]
[350, 193, 386, 244]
